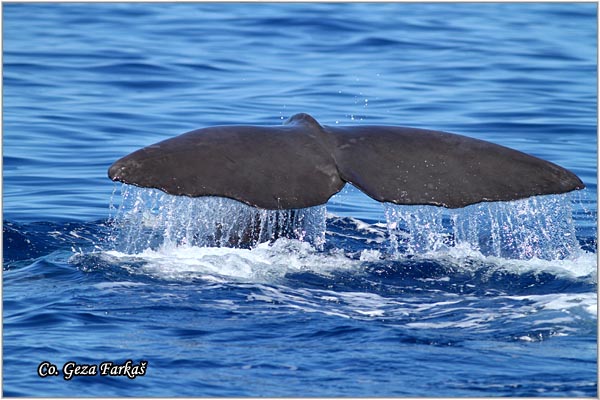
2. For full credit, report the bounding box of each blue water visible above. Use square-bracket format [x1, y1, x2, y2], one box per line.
[3, 3, 598, 397]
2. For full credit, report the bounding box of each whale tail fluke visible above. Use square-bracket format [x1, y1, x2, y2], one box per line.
[108, 113, 584, 210]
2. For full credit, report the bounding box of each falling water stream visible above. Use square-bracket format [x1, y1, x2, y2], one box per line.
[109, 184, 586, 262]
[108, 186, 327, 253]
[384, 194, 580, 260]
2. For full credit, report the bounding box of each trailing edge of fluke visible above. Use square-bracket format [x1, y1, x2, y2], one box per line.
[108, 113, 584, 210]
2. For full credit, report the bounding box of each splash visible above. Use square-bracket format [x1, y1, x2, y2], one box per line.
[384, 193, 587, 260]
[109, 184, 593, 262]
[108, 185, 326, 254]
[96, 238, 361, 283]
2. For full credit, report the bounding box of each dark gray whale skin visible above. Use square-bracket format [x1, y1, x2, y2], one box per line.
[108, 113, 585, 210]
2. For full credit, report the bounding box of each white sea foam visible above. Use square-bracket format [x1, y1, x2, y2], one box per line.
[101, 233, 596, 287]
[408, 241, 598, 281]
[92, 238, 597, 333]
[93, 281, 148, 290]
[506, 292, 598, 317]
[240, 283, 597, 329]
[103, 238, 361, 282]
[405, 291, 597, 332]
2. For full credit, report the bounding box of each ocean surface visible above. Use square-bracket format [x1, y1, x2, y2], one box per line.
[2, 3, 598, 397]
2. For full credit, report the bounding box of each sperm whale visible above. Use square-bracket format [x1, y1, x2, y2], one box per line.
[108, 113, 584, 210]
